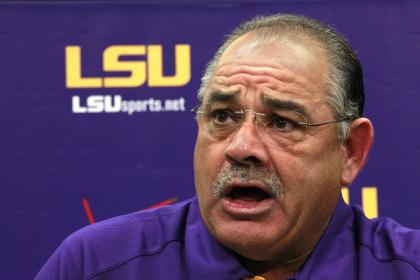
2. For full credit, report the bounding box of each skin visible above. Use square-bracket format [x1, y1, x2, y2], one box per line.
[193, 33, 374, 279]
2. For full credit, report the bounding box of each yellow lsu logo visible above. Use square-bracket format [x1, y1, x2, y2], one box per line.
[342, 186, 378, 219]
[65, 45, 191, 88]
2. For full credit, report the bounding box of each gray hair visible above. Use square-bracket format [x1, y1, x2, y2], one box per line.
[198, 14, 365, 140]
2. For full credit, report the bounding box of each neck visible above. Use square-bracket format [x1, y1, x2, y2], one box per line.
[238, 210, 335, 280]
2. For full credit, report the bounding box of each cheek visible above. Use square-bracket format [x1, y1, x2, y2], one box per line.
[193, 135, 207, 192]
[193, 132, 226, 198]
[271, 142, 343, 208]
[271, 153, 306, 206]
[193, 133, 230, 229]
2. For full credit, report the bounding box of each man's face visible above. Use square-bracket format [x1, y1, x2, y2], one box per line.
[193, 34, 347, 262]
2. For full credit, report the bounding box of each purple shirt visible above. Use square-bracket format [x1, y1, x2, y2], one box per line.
[35, 197, 420, 279]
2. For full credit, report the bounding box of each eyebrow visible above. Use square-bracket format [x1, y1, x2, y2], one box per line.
[206, 90, 239, 104]
[203, 91, 312, 120]
[262, 95, 311, 119]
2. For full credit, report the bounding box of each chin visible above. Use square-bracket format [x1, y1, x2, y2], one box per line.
[209, 217, 283, 261]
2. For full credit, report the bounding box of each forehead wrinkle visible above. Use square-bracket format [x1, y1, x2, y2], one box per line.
[213, 63, 314, 96]
[208, 60, 327, 116]
[216, 62, 295, 82]
[210, 74, 315, 111]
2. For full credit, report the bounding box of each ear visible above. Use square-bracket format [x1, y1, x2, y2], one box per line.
[341, 118, 374, 186]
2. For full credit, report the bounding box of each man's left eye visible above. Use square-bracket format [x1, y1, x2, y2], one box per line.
[269, 115, 299, 131]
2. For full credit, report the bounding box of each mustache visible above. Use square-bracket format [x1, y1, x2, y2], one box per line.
[211, 164, 284, 198]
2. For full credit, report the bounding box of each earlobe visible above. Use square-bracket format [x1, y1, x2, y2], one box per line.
[341, 118, 374, 186]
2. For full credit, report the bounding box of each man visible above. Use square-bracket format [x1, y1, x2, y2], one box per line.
[36, 14, 420, 279]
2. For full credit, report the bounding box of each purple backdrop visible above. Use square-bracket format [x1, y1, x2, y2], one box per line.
[1, 1, 419, 279]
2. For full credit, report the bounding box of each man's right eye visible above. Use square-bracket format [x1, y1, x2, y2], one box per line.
[211, 110, 233, 124]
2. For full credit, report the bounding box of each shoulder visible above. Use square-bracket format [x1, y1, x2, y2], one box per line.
[36, 198, 194, 280]
[72, 198, 193, 253]
[351, 204, 420, 273]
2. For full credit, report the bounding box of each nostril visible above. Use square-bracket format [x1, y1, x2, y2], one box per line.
[226, 153, 261, 166]
[243, 156, 261, 165]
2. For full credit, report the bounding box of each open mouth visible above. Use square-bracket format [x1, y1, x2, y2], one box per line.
[226, 186, 272, 202]
[222, 185, 275, 214]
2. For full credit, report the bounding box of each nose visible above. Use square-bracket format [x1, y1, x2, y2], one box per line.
[224, 122, 270, 166]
